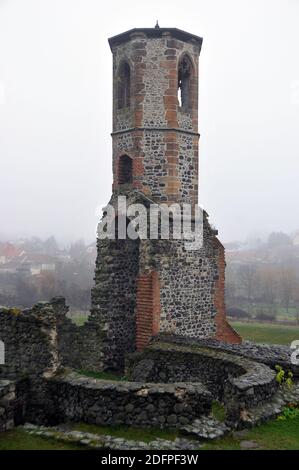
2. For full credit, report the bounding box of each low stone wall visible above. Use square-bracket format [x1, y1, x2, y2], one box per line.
[0, 298, 70, 425]
[0, 299, 62, 381]
[57, 318, 106, 372]
[0, 298, 293, 430]
[47, 372, 212, 428]
[190, 337, 299, 377]
[0, 379, 15, 432]
[126, 339, 277, 424]
[0, 297, 106, 379]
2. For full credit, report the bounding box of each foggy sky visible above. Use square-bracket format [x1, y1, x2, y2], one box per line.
[0, 0, 298, 244]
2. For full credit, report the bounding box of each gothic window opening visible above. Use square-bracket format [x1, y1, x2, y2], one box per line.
[178, 55, 193, 111]
[118, 155, 133, 185]
[118, 62, 131, 109]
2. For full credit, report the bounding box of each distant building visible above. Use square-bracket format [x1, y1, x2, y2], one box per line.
[21, 254, 57, 276]
[293, 233, 299, 246]
[0, 243, 25, 265]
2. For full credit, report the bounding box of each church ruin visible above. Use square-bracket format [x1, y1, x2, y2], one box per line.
[1, 26, 298, 442]
[90, 26, 241, 370]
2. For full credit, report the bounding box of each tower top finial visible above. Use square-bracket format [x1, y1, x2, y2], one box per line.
[155, 20, 160, 29]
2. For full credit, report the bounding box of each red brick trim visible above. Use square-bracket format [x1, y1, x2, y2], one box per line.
[136, 271, 161, 351]
[213, 238, 242, 344]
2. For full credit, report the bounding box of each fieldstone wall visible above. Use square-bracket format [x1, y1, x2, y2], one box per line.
[47, 372, 212, 428]
[0, 299, 62, 381]
[111, 29, 201, 205]
[89, 235, 140, 370]
[155, 216, 222, 338]
[0, 297, 295, 431]
[0, 379, 15, 432]
[91, 189, 240, 370]
[0, 298, 69, 424]
[182, 337, 299, 378]
[126, 339, 277, 424]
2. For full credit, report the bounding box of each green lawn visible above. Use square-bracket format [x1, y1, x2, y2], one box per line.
[203, 416, 299, 450]
[1, 417, 299, 450]
[232, 304, 298, 322]
[72, 422, 179, 443]
[0, 428, 82, 450]
[231, 321, 299, 345]
[76, 369, 126, 381]
[68, 315, 89, 326]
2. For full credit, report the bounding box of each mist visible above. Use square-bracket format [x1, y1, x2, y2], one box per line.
[0, 0, 298, 244]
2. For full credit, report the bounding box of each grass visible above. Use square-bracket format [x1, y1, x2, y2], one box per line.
[211, 401, 226, 423]
[1, 416, 299, 450]
[0, 428, 82, 450]
[231, 321, 299, 345]
[71, 422, 179, 443]
[203, 416, 299, 450]
[76, 369, 126, 381]
[234, 303, 298, 322]
[68, 315, 89, 327]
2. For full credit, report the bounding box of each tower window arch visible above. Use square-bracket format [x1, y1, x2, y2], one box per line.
[178, 55, 193, 111]
[118, 62, 131, 109]
[118, 155, 133, 184]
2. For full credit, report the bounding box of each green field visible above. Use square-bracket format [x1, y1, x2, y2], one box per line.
[231, 321, 299, 345]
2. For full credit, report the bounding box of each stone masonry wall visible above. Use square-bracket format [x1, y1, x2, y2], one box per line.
[0, 379, 15, 432]
[213, 239, 242, 344]
[0, 298, 70, 424]
[89, 235, 140, 370]
[126, 340, 277, 424]
[90, 190, 240, 370]
[47, 371, 212, 428]
[154, 215, 220, 338]
[111, 32, 200, 205]
[0, 299, 62, 381]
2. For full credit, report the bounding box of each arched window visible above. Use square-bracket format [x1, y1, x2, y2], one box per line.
[118, 62, 131, 109]
[178, 55, 193, 111]
[118, 155, 133, 184]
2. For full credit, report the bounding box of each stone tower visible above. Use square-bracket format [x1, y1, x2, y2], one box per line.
[110, 27, 200, 206]
[90, 27, 241, 371]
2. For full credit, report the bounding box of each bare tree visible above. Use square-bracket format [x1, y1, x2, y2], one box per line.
[257, 266, 279, 314]
[279, 266, 297, 313]
[238, 264, 258, 305]
[293, 283, 299, 324]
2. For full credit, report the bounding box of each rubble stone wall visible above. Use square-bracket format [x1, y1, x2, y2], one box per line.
[126, 340, 277, 423]
[47, 372, 212, 428]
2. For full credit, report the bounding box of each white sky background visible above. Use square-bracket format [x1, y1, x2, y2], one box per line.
[0, 0, 298, 244]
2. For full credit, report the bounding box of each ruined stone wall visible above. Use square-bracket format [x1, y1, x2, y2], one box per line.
[90, 190, 240, 370]
[0, 299, 62, 381]
[89, 236, 140, 370]
[126, 340, 277, 424]
[153, 216, 219, 338]
[47, 371, 211, 428]
[0, 379, 15, 432]
[0, 298, 69, 424]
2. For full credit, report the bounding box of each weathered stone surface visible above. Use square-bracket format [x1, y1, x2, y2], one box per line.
[46, 371, 212, 428]
[0, 379, 16, 432]
[240, 440, 259, 450]
[182, 416, 229, 440]
[126, 338, 283, 427]
[23, 423, 201, 450]
[88, 27, 240, 371]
